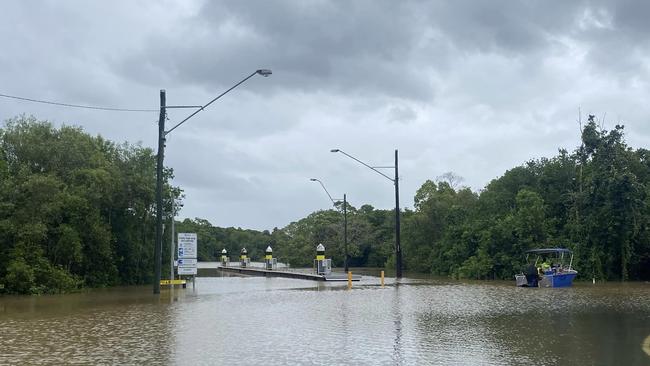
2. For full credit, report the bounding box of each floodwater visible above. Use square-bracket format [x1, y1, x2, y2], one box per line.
[1, 272, 649, 365]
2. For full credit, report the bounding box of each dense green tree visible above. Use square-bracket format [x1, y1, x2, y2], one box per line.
[181, 116, 650, 282]
[0, 116, 179, 293]
[3, 114, 650, 295]
[400, 116, 649, 281]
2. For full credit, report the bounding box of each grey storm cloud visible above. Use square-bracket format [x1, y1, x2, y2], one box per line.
[2, 0, 650, 230]
[112, 1, 650, 102]
[115, 0, 434, 101]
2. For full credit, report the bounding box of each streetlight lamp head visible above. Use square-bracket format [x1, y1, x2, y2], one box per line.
[256, 69, 272, 77]
[330, 149, 340, 153]
[310, 178, 317, 181]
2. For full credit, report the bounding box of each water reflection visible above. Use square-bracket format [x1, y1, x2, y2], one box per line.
[1, 277, 649, 365]
[391, 284, 403, 365]
[0, 286, 174, 364]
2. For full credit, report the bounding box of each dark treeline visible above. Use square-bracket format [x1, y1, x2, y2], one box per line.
[415, 115, 649, 282]
[180, 116, 650, 281]
[0, 116, 181, 294]
[175, 203, 395, 269]
[2, 115, 649, 294]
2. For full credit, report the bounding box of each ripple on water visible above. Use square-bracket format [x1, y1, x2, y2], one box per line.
[1, 278, 649, 365]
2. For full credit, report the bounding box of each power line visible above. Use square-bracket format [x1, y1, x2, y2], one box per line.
[0, 92, 158, 112]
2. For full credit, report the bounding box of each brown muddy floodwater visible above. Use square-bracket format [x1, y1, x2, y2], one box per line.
[1, 273, 649, 365]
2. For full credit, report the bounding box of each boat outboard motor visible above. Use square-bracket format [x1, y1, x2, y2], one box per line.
[525, 264, 538, 287]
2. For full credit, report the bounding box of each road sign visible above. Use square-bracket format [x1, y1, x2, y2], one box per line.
[177, 266, 197, 275]
[177, 233, 197, 277]
[177, 233, 197, 259]
[177, 258, 197, 266]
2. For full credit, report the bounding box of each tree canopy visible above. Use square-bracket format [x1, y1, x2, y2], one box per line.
[0, 116, 180, 293]
[2, 115, 649, 294]
[400, 116, 650, 280]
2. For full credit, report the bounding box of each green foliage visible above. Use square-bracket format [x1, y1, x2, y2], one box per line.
[174, 218, 274, 263]
[459, 248, 493, 280]
[3, 113, 649, 295]
[0, 116, 180, 294]
[401, 115, 650, 281]
[175, 204, 397, 270]
[267, 205, 396, 268]
[5, 259, 35, 294]
[181, 115, 650, 282]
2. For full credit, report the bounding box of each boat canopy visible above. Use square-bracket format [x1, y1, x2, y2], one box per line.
[525, 248, 572, 254]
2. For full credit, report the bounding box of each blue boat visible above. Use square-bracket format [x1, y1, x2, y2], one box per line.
[515, 248, 578, 288]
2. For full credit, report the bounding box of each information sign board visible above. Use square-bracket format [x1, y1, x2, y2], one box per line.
[177, 233, 197, 259]
[177, 233, 197, 277]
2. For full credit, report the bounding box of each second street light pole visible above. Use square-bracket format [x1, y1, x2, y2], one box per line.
[330, 148, 402, 278]
[394, 150, 402, 278]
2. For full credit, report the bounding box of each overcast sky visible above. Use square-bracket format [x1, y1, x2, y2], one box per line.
[1, 1, 649, 230]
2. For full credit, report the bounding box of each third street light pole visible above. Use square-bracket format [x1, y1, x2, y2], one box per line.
[330, 149, 402, 278]
[153, 69, 272, 294]
[310, 178, 348, 272]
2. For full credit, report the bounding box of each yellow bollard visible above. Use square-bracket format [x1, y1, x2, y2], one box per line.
[380, 270, 384, 287]
[347, 271, 352, 289]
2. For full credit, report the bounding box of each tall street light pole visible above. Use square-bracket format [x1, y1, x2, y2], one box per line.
[153, 69, 272, 294]
[330, 149, 402, 278]
[310, 178, 348, 272]
[154, 89, 166, 295]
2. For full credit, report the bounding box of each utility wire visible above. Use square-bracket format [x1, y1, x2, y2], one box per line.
[0, 92, 158, 112]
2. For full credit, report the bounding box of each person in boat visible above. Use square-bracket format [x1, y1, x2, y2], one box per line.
[541, 258, 551, 274]
[525, 263, 539, 286]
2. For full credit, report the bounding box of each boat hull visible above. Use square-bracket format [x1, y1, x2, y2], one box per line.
[516, 271, 577, 288]
[549, 272, 577, 288]
[515, 274, 537, 287]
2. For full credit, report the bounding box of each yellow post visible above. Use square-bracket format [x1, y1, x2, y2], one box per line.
[380, 270, 384, 287]
[347, 271, 352, 289]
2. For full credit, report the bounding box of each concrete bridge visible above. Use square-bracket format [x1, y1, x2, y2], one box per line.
[197, 261, 290, 270]
[197, 261, 361, 281]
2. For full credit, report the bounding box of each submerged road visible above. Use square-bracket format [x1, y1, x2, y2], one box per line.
[198, 261, 362, 281]
[1, 278, 649, 365]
